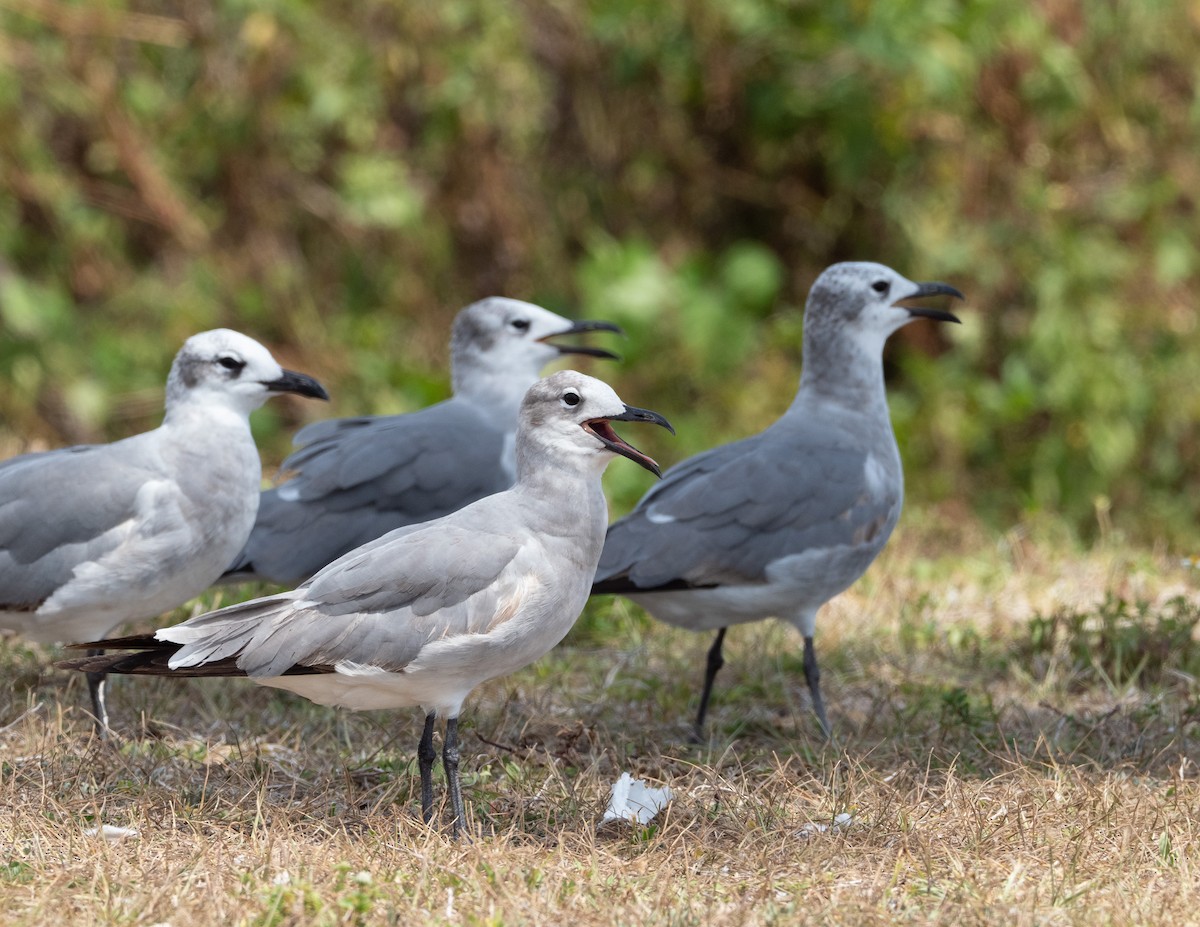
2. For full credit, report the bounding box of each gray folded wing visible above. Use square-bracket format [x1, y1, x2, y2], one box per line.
[171, 514, 528, 677]
[0, 443, 160, 609]
[595, 419, 896, 590]
[229, 397, 512, 583]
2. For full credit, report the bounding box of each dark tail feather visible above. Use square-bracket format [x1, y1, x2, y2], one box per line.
[591, 577, 639, 595]
[65, 633, 177, 651]
[56, 644, 248, 678]
[56, 638, 332, 679]
[591, 576, 713, 595]
[214, 565, 258, 585]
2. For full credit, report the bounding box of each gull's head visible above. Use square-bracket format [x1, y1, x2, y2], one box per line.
[805, 262, 963, 358]
[451, 298, 622, 392]
[517, 370, 673, 478]
[165, 329, 329, 416]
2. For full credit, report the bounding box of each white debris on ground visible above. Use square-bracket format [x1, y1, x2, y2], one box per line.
[84, 825, 139, 841]
[600, 772, 674, 826]
[797, 812, 854, 837]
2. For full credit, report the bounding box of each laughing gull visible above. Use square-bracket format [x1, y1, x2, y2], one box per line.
[593, 262, 963, 739]
[224, 298, 622, 586]
[0, 330, 328, 732]
[61, 370, 673, 836]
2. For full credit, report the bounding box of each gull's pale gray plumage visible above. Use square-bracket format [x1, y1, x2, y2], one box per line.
[226, 298, 622, 586]
[62, 370, 672, 834]
[594, 261, 963, 737]
[596, 419, 889, 593]
[0, 328, 328, 730]
[172, 521, 527, 680]
[0, 436, 254, 629]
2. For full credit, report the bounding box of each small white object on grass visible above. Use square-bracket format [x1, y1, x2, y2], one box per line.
[85, 824, 139, 841]
[797, 812, 853, 837]
[600, 772, 674, 826]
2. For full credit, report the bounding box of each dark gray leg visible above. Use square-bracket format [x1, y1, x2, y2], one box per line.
[418, 712, 437, 824]
[86, 649, 110, 737]
[803, 635, 831, 739]
[692, 627, 727, 742]
[442, 717, 466, 838]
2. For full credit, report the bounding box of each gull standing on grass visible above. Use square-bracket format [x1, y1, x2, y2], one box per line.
[223, 298, 622, 586]
[61, 371, 673, 837]
[0, 330, 329, 733]
[593, 262, 963, 739]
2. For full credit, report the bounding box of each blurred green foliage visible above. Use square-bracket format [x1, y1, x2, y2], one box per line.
[1, 0, 1199, 540]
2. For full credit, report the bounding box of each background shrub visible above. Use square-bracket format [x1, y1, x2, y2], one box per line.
[1, 0, 1198, 540]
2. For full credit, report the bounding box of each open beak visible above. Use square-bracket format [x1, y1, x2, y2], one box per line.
[583, 404, 675, 477]
[538, 320, 625, 360]
[895, 281, 964, 324]
[261, 369, 330, 401]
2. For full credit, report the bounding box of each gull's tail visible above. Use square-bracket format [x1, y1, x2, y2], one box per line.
[56, 635, 245, 677]
[55, 632, 331, 679]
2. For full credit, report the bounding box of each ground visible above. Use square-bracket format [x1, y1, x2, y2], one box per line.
[2, 512, 1199, 926]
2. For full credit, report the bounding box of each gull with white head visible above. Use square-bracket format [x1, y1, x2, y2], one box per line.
[0, 329, 328, 732]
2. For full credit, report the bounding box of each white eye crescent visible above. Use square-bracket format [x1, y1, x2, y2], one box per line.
[562, 389, 581, 408]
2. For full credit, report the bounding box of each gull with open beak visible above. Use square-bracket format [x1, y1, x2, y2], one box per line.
[593, 262, 964, 740]
[224, 298, 624, 586]
[62, 371, 673, 837]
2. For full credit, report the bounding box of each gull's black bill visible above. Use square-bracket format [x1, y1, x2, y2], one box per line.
[261, 369, 330, 400]
[584, 404, 675, 477]
[896, 281, 964, 324]
[539, 320, 625, 361]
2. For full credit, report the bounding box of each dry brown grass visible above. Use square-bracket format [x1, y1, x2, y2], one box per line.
[3, 512, 1200, 926]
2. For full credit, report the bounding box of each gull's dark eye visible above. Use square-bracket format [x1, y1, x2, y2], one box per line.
[562, 389, 581, 407]
[510, 318, 531, 332]
[217, 356, 246, 372]
[871, 280, 890, 295]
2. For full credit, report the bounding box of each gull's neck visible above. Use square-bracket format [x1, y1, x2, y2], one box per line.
[789, 324, 905, 498]
[161, 397, 255, 439]
[511, 454, 610, 563]
[453, 363, 539, 431]
[154, 399, 263, 500]
[791, 326, 892, 428]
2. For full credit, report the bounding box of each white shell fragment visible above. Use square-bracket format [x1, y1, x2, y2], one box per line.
[85, 825, 140, 841]
[601, 772, 674, 826]
[797, 812, 854, 837]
